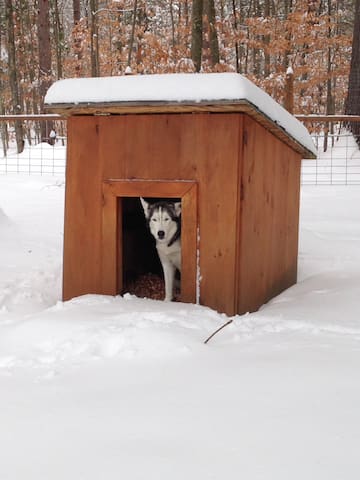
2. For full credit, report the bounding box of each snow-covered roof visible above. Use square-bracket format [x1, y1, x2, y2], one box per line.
[45, 73, 316, 158]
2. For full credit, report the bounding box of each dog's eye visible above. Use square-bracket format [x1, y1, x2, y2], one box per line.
[152, 218, 157, 222]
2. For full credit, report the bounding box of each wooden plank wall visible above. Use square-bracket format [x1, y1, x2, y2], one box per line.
[64, 112, 302, 315]
[64, 113, 242, 314]
[237, 116, 302, 314]
[63, 116, 102, 300]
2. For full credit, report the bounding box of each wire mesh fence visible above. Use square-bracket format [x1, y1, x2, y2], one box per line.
[1, 115, 360, 184]
[0, 115, 66, 175]
[299, 116, 360, 185]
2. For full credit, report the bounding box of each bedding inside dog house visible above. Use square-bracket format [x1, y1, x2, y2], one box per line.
[45, 73, 316, 316]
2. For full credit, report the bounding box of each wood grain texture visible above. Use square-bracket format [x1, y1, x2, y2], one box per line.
[63, 112, 302, 316]
[193, 114, 242, 314]
[236, 115, 302, 314]
[63, 116, 102, 300]
[99, 114, 241, 314]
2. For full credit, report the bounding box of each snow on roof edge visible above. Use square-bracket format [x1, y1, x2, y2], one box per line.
[45, 73, 317, 157]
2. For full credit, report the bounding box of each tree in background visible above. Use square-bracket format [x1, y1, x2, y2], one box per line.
[5, 0, 24, 153]
[203, 0, 220, 68]
[37, 0, 53, 140]
[89, 0, 100, 76]
[345, 0, 360, 145]
[191, 0, 202, 71]
[191, 0, 219, 72]
[0, 4, 9, 155]
[0, 0, 357, 121]
[72, 0, 83, 77]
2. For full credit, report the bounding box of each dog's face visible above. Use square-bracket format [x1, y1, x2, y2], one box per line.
[140, 198, 181, 244]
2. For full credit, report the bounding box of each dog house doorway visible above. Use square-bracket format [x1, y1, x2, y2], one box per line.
[122, 196, 182, 299]
[101, 180, 198, 303]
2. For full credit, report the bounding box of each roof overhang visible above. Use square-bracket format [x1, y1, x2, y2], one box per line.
[44, 73, 317, 159]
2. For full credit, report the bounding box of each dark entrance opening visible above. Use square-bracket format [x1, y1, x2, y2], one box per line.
[121, 197, 181, 300]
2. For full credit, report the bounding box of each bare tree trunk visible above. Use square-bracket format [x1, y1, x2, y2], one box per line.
[90, 0, 99, 76]
[263, 0, 271, 77]
[73, 0, 83, 77]
[184, 0, 189, 26]
[324, 0, 335, 152]
[169, 0, 176, 47]
[191, 0, 203, 72]
[22, 4, 40, 116]
[282, 0, 294, 71]
[38, 0, 53, 141]
[115, 10, 124, 74]
[284, 67, 294, 113]
[5, 0, 24, 153]
[232, 0, 240, 73]
[73, 0, 80, 21]
[252, 0, 261, 76]
[0, 27, 8, 156]
[127, 0, 138, 68]
[52, 0, 64, 79]
[204, 0, 219, 67]
[345, 0, 360, 145]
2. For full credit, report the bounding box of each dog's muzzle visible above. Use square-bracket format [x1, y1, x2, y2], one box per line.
[157, 230, 165, 239]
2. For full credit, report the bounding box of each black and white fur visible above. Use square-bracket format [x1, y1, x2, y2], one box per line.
[140, 198, 181, 301]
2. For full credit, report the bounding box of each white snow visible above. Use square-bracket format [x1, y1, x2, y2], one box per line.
[45, 73, 317, 157]
[1, 166, 360, 478]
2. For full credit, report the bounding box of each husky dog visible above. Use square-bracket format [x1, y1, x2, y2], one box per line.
[140, 198, 181, 301]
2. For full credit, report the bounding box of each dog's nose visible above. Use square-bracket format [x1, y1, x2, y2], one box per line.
[157, 230, 165, 239]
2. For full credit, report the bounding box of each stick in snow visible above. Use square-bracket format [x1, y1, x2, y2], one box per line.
[204, 319, 233, 344]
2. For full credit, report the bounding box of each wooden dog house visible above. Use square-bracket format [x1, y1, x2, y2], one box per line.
[45, 73, 316, 316]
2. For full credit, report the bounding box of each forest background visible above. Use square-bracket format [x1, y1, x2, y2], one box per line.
[1, 0, 360, 125]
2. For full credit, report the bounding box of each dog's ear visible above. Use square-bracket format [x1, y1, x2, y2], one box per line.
[174, 202, 181, 217]
[140, 197, 150, 218]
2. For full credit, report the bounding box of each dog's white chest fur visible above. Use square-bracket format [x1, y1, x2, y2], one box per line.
[156, 239, 181, 271]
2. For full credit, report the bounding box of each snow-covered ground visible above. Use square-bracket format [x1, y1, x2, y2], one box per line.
[0, 172, 360, 479]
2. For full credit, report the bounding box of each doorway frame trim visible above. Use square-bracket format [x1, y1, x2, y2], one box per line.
[101, 179, 198, 303]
